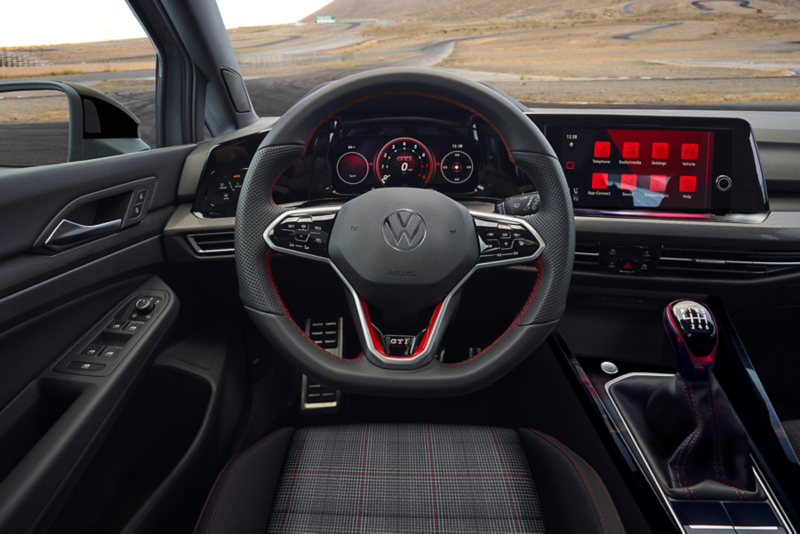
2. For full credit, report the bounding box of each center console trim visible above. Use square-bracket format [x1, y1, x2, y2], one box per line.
[604, 372, 794, 534]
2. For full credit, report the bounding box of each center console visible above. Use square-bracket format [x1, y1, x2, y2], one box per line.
[556, 298, 798, 533]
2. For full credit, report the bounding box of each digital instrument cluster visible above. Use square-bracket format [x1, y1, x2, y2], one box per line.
[330, 133, 479, 195]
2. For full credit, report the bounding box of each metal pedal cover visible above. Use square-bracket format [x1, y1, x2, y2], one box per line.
[301, 318, 343, 412]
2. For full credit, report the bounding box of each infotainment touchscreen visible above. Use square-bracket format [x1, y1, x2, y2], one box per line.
[555, 128, 714, 210]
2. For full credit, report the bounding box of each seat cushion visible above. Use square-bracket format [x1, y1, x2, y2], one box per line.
[195, 424, 625, 534]
[267, 424, 546, 533]
[783, 419, 800, 457]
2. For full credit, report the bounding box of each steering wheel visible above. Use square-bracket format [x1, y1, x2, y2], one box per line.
[235, 68, 574, 397]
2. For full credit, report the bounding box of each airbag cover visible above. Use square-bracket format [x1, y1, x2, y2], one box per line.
[329, 188, 477, 312]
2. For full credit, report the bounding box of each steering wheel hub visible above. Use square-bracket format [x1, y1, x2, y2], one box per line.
[329, 188, 478, 314]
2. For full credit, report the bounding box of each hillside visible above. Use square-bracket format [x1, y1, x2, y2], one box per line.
[305, 0, 611, 23]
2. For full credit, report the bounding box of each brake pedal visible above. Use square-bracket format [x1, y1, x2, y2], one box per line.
[301, 318, 343, 411]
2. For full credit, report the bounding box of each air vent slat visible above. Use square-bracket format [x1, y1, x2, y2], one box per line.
[660, 246, 800, 278]
[187, 232, 235, 255]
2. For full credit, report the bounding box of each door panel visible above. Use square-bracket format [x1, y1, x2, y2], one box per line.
[0, 145, 193, 532]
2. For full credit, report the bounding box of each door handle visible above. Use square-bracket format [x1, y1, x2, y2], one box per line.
[45, 218, 122, 251]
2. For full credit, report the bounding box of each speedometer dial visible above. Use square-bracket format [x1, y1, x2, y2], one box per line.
[440, 151, 474, 184]
[375, 138, 434, 186]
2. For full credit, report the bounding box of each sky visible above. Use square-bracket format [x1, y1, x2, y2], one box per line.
[0, 0, 334, 48]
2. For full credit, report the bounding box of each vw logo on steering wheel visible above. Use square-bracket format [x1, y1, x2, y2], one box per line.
[382, 209, 427, 251]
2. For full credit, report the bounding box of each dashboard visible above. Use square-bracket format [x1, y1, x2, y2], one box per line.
[171, 107, 800, 283]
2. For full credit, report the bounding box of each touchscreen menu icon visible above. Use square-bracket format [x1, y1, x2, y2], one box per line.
[650, 175, 667, 192]
[681, 144, 699, 160]
[621, 174, 637, 191]
[679, 175, 696, 192]
[622, 142, 639, 159]
[594, 141, 611, 158]
[652, 143, 669, 159]
[592, 173, 609, 189]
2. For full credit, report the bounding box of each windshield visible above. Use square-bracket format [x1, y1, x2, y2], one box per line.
[224, 0, 799, 116]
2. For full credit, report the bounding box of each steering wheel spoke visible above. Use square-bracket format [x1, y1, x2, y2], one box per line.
[471, 212, 545, 267]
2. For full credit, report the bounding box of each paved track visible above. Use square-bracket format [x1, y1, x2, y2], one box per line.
[613, 22, 682, 40]
[691, 0, 755, 11]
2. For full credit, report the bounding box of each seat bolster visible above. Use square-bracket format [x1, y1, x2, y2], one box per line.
[518, 428, 626, 534]
[195, 427, 294, 534]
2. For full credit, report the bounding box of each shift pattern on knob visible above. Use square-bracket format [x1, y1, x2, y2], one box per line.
[664, 300, 718, 381]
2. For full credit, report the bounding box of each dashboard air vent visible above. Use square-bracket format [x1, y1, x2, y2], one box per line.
[659, 247, 800, 279]
[187, 232, 235, 255]
[574, 241, 600, 272]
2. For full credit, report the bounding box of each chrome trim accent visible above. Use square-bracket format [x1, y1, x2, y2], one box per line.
[575, 251, 600, 257]
[263, 206, 545, 369]
[604, 372, 683, 531]
[186, 232, 235, 254]
[605, 372, 795, 534]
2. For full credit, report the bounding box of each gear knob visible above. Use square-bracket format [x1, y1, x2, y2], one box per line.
[663, 300, 718, 381]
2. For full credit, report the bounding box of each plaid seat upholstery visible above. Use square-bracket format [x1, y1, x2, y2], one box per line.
[266, 424, 546, 534]
[784, 420, 800, 458]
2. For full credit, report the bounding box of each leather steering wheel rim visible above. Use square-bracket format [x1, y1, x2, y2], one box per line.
[235, 67, 575, 397]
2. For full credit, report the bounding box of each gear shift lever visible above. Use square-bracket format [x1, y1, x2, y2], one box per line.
[663, 300, 718, 381]
[645, 300, 758, 499]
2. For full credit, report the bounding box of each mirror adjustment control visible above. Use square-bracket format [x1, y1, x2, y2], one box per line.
[134, 297, 155, 315]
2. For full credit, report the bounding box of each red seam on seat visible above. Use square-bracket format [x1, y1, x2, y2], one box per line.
[279, 427, 311, 533]
[280, 469, 534, 478]
[426, 424, 439, 533]
[265, 250, 363, 362]
[445, 257, 543, 366]
[490, 428, 520, 534]
[528, 429, 611, 534]
[198, 427, 285, 534]
[786, 422, 800, 444]
[356, 424, 370, 534]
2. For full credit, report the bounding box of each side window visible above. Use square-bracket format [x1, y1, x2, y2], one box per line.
[0, 90, 70, 168]
[0, 1, 156, 170]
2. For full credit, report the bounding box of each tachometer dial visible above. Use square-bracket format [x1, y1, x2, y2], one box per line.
[375, 138, 433, 186]
[440, 151, 474, 184]
[337, 152, 369, 185]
